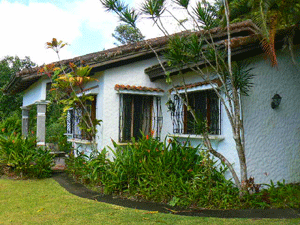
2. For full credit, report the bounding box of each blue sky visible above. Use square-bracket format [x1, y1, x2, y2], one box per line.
[0, 0, 196, 65]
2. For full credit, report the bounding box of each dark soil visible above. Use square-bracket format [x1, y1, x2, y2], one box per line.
[52, 172, 300, 219]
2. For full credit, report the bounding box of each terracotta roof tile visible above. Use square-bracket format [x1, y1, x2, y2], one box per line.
[115, 84, 164, 93]
[171, 79, 222, 92]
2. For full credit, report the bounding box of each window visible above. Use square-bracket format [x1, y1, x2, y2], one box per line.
[119, 94, 162, 142]
[66, 95, 97, 140]
[172, 90, 220, 135]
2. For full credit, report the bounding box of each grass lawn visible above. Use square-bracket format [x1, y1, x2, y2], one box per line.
[0, 178, 299, 225]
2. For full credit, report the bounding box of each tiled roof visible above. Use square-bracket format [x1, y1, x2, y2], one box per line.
[171, 79, 222, 92]
[5, 20, 298, 95]
[115, 84, 164, 93]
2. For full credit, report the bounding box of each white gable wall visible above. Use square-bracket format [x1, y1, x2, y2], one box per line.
[23, 77, 51, 107]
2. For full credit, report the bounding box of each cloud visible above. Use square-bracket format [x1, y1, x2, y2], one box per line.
[70, 0, 119, 50]
[0, 0, 120, 65]
[131, 0, 194, 39]
[0, 0, 216, 66]
[0, 0, 83, 65]
[132, 0, 216, 38]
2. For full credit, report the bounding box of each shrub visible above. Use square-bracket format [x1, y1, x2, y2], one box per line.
[241, 180, 300, 209]
[46, 120, 72, 153]
[66, 135, 239, 208]
[0, 134, 54, 178]
[0, 112, 21, 136]
[66, 148, 109, 186]
[105, 136, 238, 208]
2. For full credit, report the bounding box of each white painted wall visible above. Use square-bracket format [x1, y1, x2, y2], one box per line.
[242, 47, 300, 184]
[23, 77, 51, 106]
[101, 58, 167, 159]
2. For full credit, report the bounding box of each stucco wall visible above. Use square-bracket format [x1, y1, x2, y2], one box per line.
[243, 47, 300, 184]
[23, 77, 51, 106]
[101, 58, 167, 159]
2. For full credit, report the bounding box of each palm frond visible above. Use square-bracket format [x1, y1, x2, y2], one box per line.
[172, 0, 190, 9]
[141, 0, 166, 18]
[224, 61, 255, 96]
[193, 2, 219, 30]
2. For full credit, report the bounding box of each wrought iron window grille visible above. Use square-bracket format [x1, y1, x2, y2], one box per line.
[171, 90, 221, 135]
[119, 94, 163, 143]
[66, 96, 97, 141]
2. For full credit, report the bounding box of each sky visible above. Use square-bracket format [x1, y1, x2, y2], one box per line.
[0, 0, 200, 65]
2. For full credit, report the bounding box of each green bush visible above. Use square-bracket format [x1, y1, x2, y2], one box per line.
[0, 134, 54, 178]
[66, 135, 239, 208]
[46, 120, 72, 153]
[0, 112, 21, 136]
[241, 180, 300, 209]
[66, 148, 109, 186]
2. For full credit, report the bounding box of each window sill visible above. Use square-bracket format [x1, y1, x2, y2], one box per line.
[168, 134, 225, 142]
[67, 138, 93, 145]
[116, 142, 131, 146]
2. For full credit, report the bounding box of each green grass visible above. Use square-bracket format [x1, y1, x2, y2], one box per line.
[0, 178, 299, 225]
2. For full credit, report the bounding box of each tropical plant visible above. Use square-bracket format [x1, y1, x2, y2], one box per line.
[66, 135, 238, 208]
[40, 39, 102, 154]
[0, 134, 54, 178]
[0, 112, 22, 136]
[223, 0, 300, 65]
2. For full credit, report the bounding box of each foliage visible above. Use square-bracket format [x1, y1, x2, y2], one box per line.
[66, 148, 109, 186]
[241, 180, 300, 209]
[41, 41, 102, 149]
[224, 0, 300, 65]
[0, 134, 54, 178]
[101, 0, 139, 27]
[112, 24, 145, 45]
[0, 56, 36, 120]
[0, 112, 21, 136]
[66, 135, 239, 209]
[46, 98, 71, 153]
[193, 1, 221, 30]
[46, 119, 71, 153]
[66, 135, 300, 209]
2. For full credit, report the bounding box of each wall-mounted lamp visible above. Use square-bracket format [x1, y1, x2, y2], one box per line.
[166, 99, 175, 112]
[271, 94, 282, 109]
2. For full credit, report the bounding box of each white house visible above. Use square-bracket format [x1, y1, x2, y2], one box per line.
[4, 21, 300, 184]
